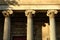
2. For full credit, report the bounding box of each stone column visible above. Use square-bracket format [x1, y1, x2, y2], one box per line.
[47, 10, 58, 40]
[25, 10, 35, 40]
[2, 9, 13, 40]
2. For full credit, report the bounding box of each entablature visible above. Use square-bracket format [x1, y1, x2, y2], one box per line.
[0, 0, 60, 10]
[0, 4, 60, 10]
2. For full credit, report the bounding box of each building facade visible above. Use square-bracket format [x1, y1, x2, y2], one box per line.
[0, 0, 60, 40]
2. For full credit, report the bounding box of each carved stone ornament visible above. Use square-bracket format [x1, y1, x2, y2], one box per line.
[4, 0, 20, 5]
[25, 10, 35, 16]
[2, 9, 13, 17]
[47, 10, 58, 18]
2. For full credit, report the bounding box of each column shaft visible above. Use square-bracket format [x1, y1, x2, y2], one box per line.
[27, 14, 33, 40]
[47, 10, 58, 40]
[25, 10, 35, 40]
[49, 17, 56, 40]
[2, 9, 13, 40]
[3, 16, 10, 40]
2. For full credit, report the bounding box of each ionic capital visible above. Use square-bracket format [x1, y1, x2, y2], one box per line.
[2, 9, 13, 17]
[25, 10, 35, 17]
[47, 10, 58, 18]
